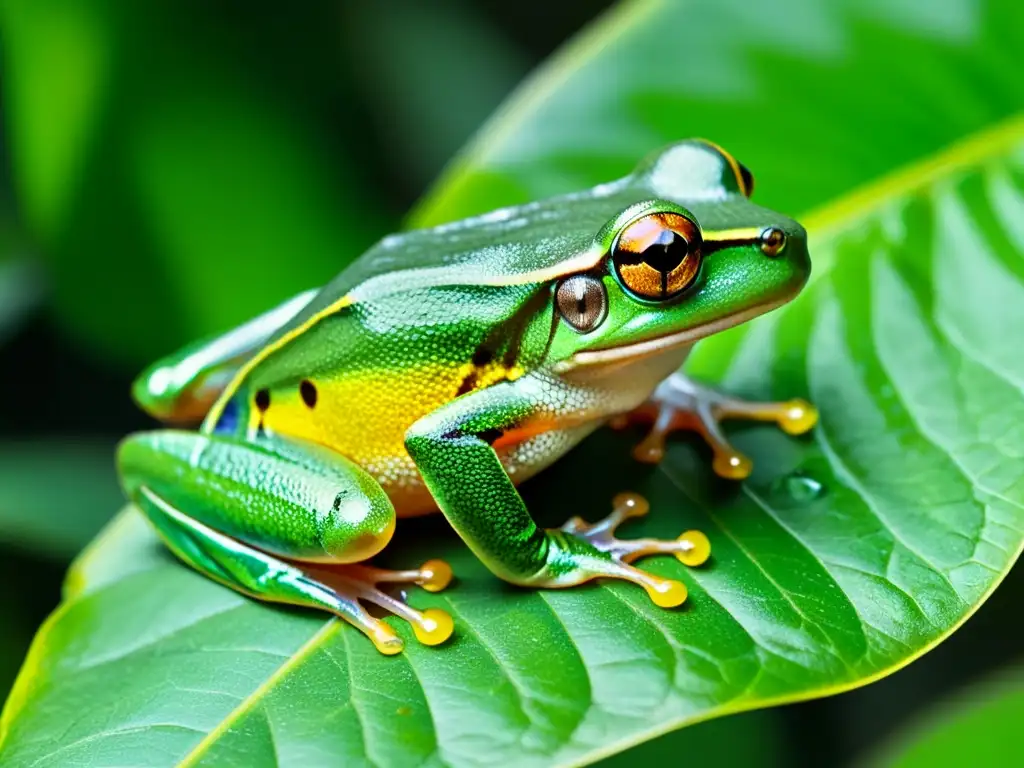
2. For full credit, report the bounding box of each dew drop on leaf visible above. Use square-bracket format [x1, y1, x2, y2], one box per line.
[772, 470, 826, 504]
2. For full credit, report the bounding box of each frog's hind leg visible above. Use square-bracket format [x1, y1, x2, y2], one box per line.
[612, 372, 818, 479]
[133, 288, 317, 424]
[119, 430, 453, 654]
[136, 487, 442, 654]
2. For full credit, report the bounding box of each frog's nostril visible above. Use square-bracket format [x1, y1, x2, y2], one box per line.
[759, 227, 787, 257]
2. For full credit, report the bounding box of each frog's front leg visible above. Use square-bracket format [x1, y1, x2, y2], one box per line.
[118, 431, 453, 654]
[405, 378, 710, 607]
[612, 372, 818, 479]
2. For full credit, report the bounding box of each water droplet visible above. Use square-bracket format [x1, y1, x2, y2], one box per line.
[773, 470, 826, 504]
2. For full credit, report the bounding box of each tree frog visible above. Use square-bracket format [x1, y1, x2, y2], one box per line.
[119, 140, 817, 655]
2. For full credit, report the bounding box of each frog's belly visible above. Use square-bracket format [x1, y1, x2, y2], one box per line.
[380, 422, 602, 517]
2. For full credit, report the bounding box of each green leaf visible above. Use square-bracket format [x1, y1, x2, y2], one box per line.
[4, 1, 1024, 766]
[0, 441, 122, 558]
[0, 598, 42, 711]
[866, 667, 1024, 767]
[412, 0, 1024, 227]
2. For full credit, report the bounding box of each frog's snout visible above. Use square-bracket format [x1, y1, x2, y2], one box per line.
[764, 220, 811, 291]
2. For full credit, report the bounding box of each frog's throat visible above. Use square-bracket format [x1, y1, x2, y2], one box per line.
[554, 298, 786, 373]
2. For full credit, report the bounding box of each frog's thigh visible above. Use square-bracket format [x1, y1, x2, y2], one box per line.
[118, 431, 452, 654]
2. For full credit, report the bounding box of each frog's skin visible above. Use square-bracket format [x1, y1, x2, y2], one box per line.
[119, 140, 817, 654]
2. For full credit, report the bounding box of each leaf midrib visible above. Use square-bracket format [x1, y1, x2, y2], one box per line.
[177, 620, 341, 767]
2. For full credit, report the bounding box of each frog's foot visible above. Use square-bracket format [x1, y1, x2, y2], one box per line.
[319, 560, 455, 655]
[611, 373, 817, 479]
[550, 492, 711, 608]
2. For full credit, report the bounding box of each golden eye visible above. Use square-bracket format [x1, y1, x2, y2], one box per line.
[612, 212, 702, 300]
[556, 275, 607, 332]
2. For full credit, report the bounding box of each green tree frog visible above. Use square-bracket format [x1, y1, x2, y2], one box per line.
[120, 140, 817, 654]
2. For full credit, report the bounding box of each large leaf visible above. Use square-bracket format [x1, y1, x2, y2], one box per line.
[412, 0, 1024, 226]
[4, 1, 1024, 766]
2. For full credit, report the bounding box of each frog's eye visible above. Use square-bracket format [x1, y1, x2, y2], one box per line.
[738, 162, 755, 198]
[556, 275, 607, 332]
[612, 212, 702, 301]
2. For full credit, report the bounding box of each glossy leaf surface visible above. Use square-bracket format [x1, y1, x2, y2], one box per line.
[3, 0, 1024, 765]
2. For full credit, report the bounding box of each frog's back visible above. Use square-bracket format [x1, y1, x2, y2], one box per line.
[273, 136, 753, 335]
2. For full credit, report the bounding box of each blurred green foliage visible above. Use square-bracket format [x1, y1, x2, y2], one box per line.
[0, 0, 1021, 765]
[866, 664, 1024, 768]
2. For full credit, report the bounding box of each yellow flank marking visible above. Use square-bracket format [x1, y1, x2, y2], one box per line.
[803, 111, 1024, 238]
[461, 361, 526, 391]
[260, 363, 464, 468]
[257, 360, 527, 470]
[205, 293, 355, 426]
[177, 621, 341, 767]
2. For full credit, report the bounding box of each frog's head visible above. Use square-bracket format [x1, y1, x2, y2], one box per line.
[547, 140, 810, 372]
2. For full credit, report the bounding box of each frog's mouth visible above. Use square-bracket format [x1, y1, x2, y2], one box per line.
[553, 298, 786, 373]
